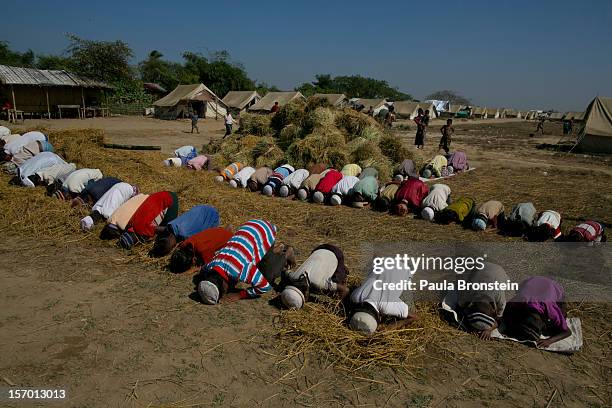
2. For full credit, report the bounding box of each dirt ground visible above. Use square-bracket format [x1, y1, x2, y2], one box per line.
[0, 116, 610, 407]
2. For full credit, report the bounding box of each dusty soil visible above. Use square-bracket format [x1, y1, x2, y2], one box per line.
[0, 116, 610, 407]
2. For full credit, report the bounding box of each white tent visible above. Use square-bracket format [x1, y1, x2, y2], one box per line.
[312, 93, 348, 107]
[153, 83, 226, 120]
[576, 96, 612, 153]
[248, 91, 305, 112]
[222, 90, 261, 112]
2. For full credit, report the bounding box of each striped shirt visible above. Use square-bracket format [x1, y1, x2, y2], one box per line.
[572, 221, 604, 242]
[208, 220, 277, 298]
[221, 162, 243, 180]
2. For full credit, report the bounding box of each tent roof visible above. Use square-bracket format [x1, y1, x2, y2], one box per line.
[222, 90, 261, 109]
[564, 111, 584, 120]
[354, 98, 387, 109]
[472, 106, 487, 115]
[504, 108, 518, 115]
[393, 101, 420, 116]
[549, 112, 564, 119]
[448, 103, 467, 113]
[0, 64, 111, 88]
[249, 91, 304, 111]
[153, 83, 225, 107]
[486, 108, 499, 115]
[580, 97, 612, 138]
[312, 93, 348, 106]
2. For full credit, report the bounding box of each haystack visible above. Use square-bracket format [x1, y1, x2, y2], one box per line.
[270, 99, 308, 133]
[335, 108, 379, 139]
[238, 113, 272, 136]
[252, 137, 284, 168]
[278, 124, 304, 150]
[285, 128, 347, 169]
[379, 133, 412, 164]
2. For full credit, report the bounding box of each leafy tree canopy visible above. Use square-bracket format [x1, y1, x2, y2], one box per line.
[425, 90, 471, 105]
[297, 74, 414, 100]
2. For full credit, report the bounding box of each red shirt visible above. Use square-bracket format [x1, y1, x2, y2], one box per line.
[271, 104, 280, 113]
[394, 178, 429, 210]
[315, 169, 343, 194]
[178, 227, 233, 265]
[127, 191, 174, 238]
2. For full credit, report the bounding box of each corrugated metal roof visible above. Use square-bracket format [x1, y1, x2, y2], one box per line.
[0, 64, 111, 88]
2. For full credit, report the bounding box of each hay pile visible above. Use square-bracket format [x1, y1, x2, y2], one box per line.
[214, 98, 408, 176]
[274, 300, 461, 371]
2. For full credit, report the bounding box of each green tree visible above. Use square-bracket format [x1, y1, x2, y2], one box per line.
[297, 74, 413, 100]
[35, 54, 74, 71]
[65, 34, 133, 83]
[138, 50, 184, 91]
[0, 41, 35, 67]
[425, 90, 471, 105]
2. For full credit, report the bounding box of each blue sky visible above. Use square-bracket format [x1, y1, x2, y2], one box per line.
[2, 0, 611, 111]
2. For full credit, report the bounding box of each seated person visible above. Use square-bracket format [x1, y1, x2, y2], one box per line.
[527, 210, 562, 242]
[420, 183, 451, 222]
[150, 205, 220, 257]
[395, 159, 418, 180]
[52, 168, 103, 200]
[81, 183, 139, 231]
[229, 166, 256, 188]
[279, 168, 310, 197]
[349, 264, 417, 334]
[565, 220, 606, 243]
[472, 200, 505, 231]
[296, 169, 330, 201]
[214, 162, 244, 183]
[421, 154, 447, 178]
[169, 227, 234, 273]
[195, 219, 279, 303]
[280, 244, 350, 309]
[118, 191, 179, 249]
[100, 193, 149, 239]
[392, 178, 429, 216]
[503, 202, 537, 236]
[437, 196, 476, 225]
[374, 180, 401, 212]
[329, 175, 360, 206]
[312, 169, 343, 204]
[456, 263, 509, 339]
[247, 167, 273, 192]
[262, 164, 295, 196]
[503, 276, 572, 348]
[341, 163, 362, 177]
[71, 177, 122, 207]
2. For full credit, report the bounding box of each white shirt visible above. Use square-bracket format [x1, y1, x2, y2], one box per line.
[536, 210, 561, 229]
[225, 114, 234, 125]
[282, 169, 310, 190]
[5, 131, 46, 155]
[36, 163, 76, 185]
[287, 249, 338, 292]
[351, 266, 411, 318]
[233, 166, 256, 187]
[92, 182, 135, 219]
[62, 168, 103, 193]
[331, 175, 360, 196]
[421, 183, 451, 211]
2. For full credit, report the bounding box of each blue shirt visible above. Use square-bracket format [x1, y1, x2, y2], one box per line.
[168, 205, 220, 241]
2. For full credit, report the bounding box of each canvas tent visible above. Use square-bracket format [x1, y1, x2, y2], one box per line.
[0, 64, 111, 119]
[222, 91, 261, 112]
[471, 106, 487, 119]
[352, 98, 388, 115]
[564, 111, 585, 121]
[249, 91, 304, 112]
[417, 101, 438, 118]
[447, 103, 467, 116]
[486, 108, 500, 119]
[393, 101, 421, 119]
[312, 93, 348, 107]
[549, 112, 564, 121]
[576, 96, 612, 153]
[425, 100, 450, 113]
[153, 83, 226, 120]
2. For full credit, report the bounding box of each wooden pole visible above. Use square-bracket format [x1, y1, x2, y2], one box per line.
[10, 85, 16, 110]
[45, 87, 51, 119]
[81, 87, 85, 119]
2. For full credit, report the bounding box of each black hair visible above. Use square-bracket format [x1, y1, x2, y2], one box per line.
[373, 197, 390, 212]
[437, 209, 458, 225]
[90, 211, 105, 223]
[149, 229, 175, 258]
[169, 246, 195, 273]
[46, 180, 61, 196]
[278, 269, 310, 298]
[100, 224, 121, 240]
[527, 224, 554, 242]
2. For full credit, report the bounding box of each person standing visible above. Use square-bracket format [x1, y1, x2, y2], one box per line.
[270, 101, 280, 113]
[535, 117, 545, 135]
[414, 108, 425, 149]
[439, 119, 454, 154]
[224, 110, 234, 138]
[191, 110, 199, 134]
